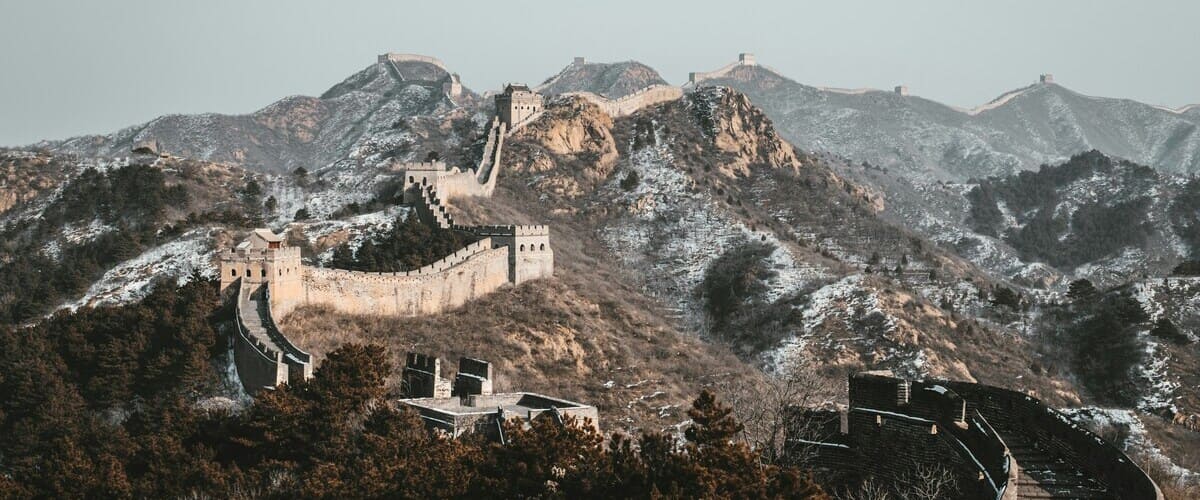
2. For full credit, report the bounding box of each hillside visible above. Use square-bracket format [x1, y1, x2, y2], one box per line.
[695, 59, 1200, 181]
[536, 59, 670, 98]
[439, 88, 1074, 402]
[838, 150, 1200, 288]
[42, 56, 475, 174]
[5, 52, 1199, 492]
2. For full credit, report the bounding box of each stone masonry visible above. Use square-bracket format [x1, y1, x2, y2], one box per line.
[222, 76, 554, 394]
[792, 371, 1163, 499]
[398, 353, 599, 439]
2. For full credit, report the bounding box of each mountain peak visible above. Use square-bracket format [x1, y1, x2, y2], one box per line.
[687, 53, 791, 88]
[535, 58, 668, 98]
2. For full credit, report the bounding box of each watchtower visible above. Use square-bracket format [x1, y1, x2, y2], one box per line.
[1040, 74, 1055, 84]
[738, 53, 757, 66]
[218, 229, 303, 306]
[894, 85, 909, 96]
[573, 56, 586, 66]
[495, 83, 543, 128]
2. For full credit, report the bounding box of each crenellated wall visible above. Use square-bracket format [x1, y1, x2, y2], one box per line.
[795, 372, 1161, 500]
[299, 241, 511, 317]
[223, 82, 555, 395]
[563, 84, 684, 118]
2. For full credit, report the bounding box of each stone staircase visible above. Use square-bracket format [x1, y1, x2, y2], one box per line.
[994, 426, 1116, 499]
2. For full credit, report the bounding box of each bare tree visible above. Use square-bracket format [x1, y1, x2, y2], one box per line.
[839, 478, 891, 500]
[901, 463, 958, 500]
[712, 358, 839, 466]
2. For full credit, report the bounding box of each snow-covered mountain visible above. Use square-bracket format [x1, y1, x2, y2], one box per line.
[839, 150, 1200, 288]
[695, 61, 1200, 180]
[42, 57, 474, 174]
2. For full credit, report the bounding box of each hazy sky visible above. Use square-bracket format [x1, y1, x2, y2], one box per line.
[2, 0, 1198, 146]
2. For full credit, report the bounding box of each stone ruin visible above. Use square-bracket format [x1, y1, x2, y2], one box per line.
[398, 353, 598, 439]
[792, 371, 1162, 499]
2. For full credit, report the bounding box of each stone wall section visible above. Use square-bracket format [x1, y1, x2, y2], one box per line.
[796, 372, 1163, 499]
[563, 84, 684, 118]
[232, 280, 313, 394]
[300, 242, 511, 317]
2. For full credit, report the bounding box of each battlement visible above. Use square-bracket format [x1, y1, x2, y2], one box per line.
[795, 372, 1162, 499]
[465, 224, 550, 236]
[220, 246, 302, 261]
[563, 84, 684, 118]
[405, 352, 441, 376]
[400, 355, 597, 439]
[394, 160, 448, 172]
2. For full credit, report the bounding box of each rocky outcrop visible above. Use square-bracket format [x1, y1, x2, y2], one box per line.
[0, 151, 68, 215]
[691, 87, 800, 176]
[505, 97, 619, 199]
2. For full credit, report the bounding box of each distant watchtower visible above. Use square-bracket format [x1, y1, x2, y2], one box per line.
[738, 53, 757, 66]
[1040, 74, 1055, 84]
[894, 85, 909, 96]
[495, 83, 544, 128]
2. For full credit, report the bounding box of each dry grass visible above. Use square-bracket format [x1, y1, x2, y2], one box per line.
[280, 278, 761, 434]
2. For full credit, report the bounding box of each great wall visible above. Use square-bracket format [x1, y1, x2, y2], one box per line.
[222, 72, 553, 394]
[215, 56, 1164, 494]
[221, 55, 693, 394]
[795, 371, 1162, 499]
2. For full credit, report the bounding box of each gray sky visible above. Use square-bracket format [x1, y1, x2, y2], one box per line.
[2, 0, 1198, 146]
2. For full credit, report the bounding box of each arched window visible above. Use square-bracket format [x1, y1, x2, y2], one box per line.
[231, 269, 238, 277]
[409, 175, 415, 183]
[422, 177, 428, 185]
[261, 269, 267, 277]
[520, 244, 526, 251]
[278, 269, 282, 276]
[540, 243, 546, 251]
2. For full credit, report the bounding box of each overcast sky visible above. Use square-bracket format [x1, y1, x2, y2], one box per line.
[2, 0, 1197, 146]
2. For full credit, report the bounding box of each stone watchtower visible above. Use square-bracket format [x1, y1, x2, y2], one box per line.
[218, 229, 304, 313]
[494, 83, 544, 128]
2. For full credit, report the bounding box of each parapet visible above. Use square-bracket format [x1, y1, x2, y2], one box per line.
[403, 352, 452, 398]
[395, 160, 448, 172]
[466, 224, 550, 237]
[453, 357, 494, 397]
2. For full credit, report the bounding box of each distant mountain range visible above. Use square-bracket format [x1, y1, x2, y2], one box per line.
[39, 54, 1200, 183]
[689, 58, 1200, 180]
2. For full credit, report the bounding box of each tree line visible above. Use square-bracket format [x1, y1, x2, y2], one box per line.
[0, 277, 828, 498]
